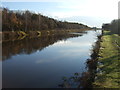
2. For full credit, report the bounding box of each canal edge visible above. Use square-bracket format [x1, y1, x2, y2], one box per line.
[78, 31, 103, 88]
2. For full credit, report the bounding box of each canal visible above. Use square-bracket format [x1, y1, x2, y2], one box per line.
[2, 30, 101, 88]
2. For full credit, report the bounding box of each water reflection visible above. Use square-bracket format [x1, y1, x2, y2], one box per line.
[2, 30, 101, 88]
[2, 33, 84, 60]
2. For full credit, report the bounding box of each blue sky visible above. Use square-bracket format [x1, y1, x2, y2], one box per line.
[1, 0, 119, 28]
[2, 2, 61, 13]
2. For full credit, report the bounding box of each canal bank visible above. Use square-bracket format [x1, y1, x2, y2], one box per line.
[78, 30, 120, 88]
[78, 32, 102, 88]
[92, 31, 120, 88]
[64, 30, 120, 88]
[58, 30, 102, 88]
[1, 29, 89, 42]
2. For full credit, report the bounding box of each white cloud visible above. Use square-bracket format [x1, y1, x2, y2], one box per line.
[2, 0, 118, 19]
[53, 0, 118, 18]
[48, 0, 119, 27]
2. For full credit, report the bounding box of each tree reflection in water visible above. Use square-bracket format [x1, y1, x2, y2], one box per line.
[2, 33, 84, 60]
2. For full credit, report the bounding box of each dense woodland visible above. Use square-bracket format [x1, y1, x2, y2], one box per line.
[2, 8, 90, 31]
[102, 19, 120, 35]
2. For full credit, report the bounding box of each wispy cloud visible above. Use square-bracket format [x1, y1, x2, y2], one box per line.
[52, 0, 118, 18]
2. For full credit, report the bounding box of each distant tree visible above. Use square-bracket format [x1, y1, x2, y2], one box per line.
[102, 23, 110, 30]
[102, 19, 119, 35]
[110, 19, 118, 34]
[2, 8, 10, 31]
[9, 11, 18, 31]
[2, 8, 90, 31]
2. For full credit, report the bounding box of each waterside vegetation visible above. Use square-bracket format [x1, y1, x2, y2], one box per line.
[59, 30, 120, 88]
[93, 31, 120, 88]
[2, 8, 90, 32]
[2, 29, 87, 42]
[2, 8, 91, 41]
[102, 19, 120, 35]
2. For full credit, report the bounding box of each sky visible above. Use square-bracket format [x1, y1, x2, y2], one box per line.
[1, 0, 119, 28]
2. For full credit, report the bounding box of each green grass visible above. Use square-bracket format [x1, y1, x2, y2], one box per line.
[93, 31, 120, 88]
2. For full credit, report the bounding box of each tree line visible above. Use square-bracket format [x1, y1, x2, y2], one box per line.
[2, 8, 90, 31]
[102, 19, 120, 35]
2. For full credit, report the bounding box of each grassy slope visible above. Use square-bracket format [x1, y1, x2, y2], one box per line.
[93, 31, 120, 88]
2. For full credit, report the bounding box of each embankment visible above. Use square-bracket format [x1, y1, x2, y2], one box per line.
[58, 30, 119, 88]
[79, 33, 102, 88]
[92, 31, 120, 88]
[1, 29, 89, 42]
[80, 30, 120, 88]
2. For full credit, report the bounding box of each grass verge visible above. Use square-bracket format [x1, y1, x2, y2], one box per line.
[93, 31, 120, 88]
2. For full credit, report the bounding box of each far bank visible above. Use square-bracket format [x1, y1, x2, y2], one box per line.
[1, 29, 90, 42]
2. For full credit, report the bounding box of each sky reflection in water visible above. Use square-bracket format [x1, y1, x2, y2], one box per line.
[2, 30, 100, 88]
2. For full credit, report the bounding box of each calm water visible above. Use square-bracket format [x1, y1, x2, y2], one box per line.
[2, 30, 101, 88]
